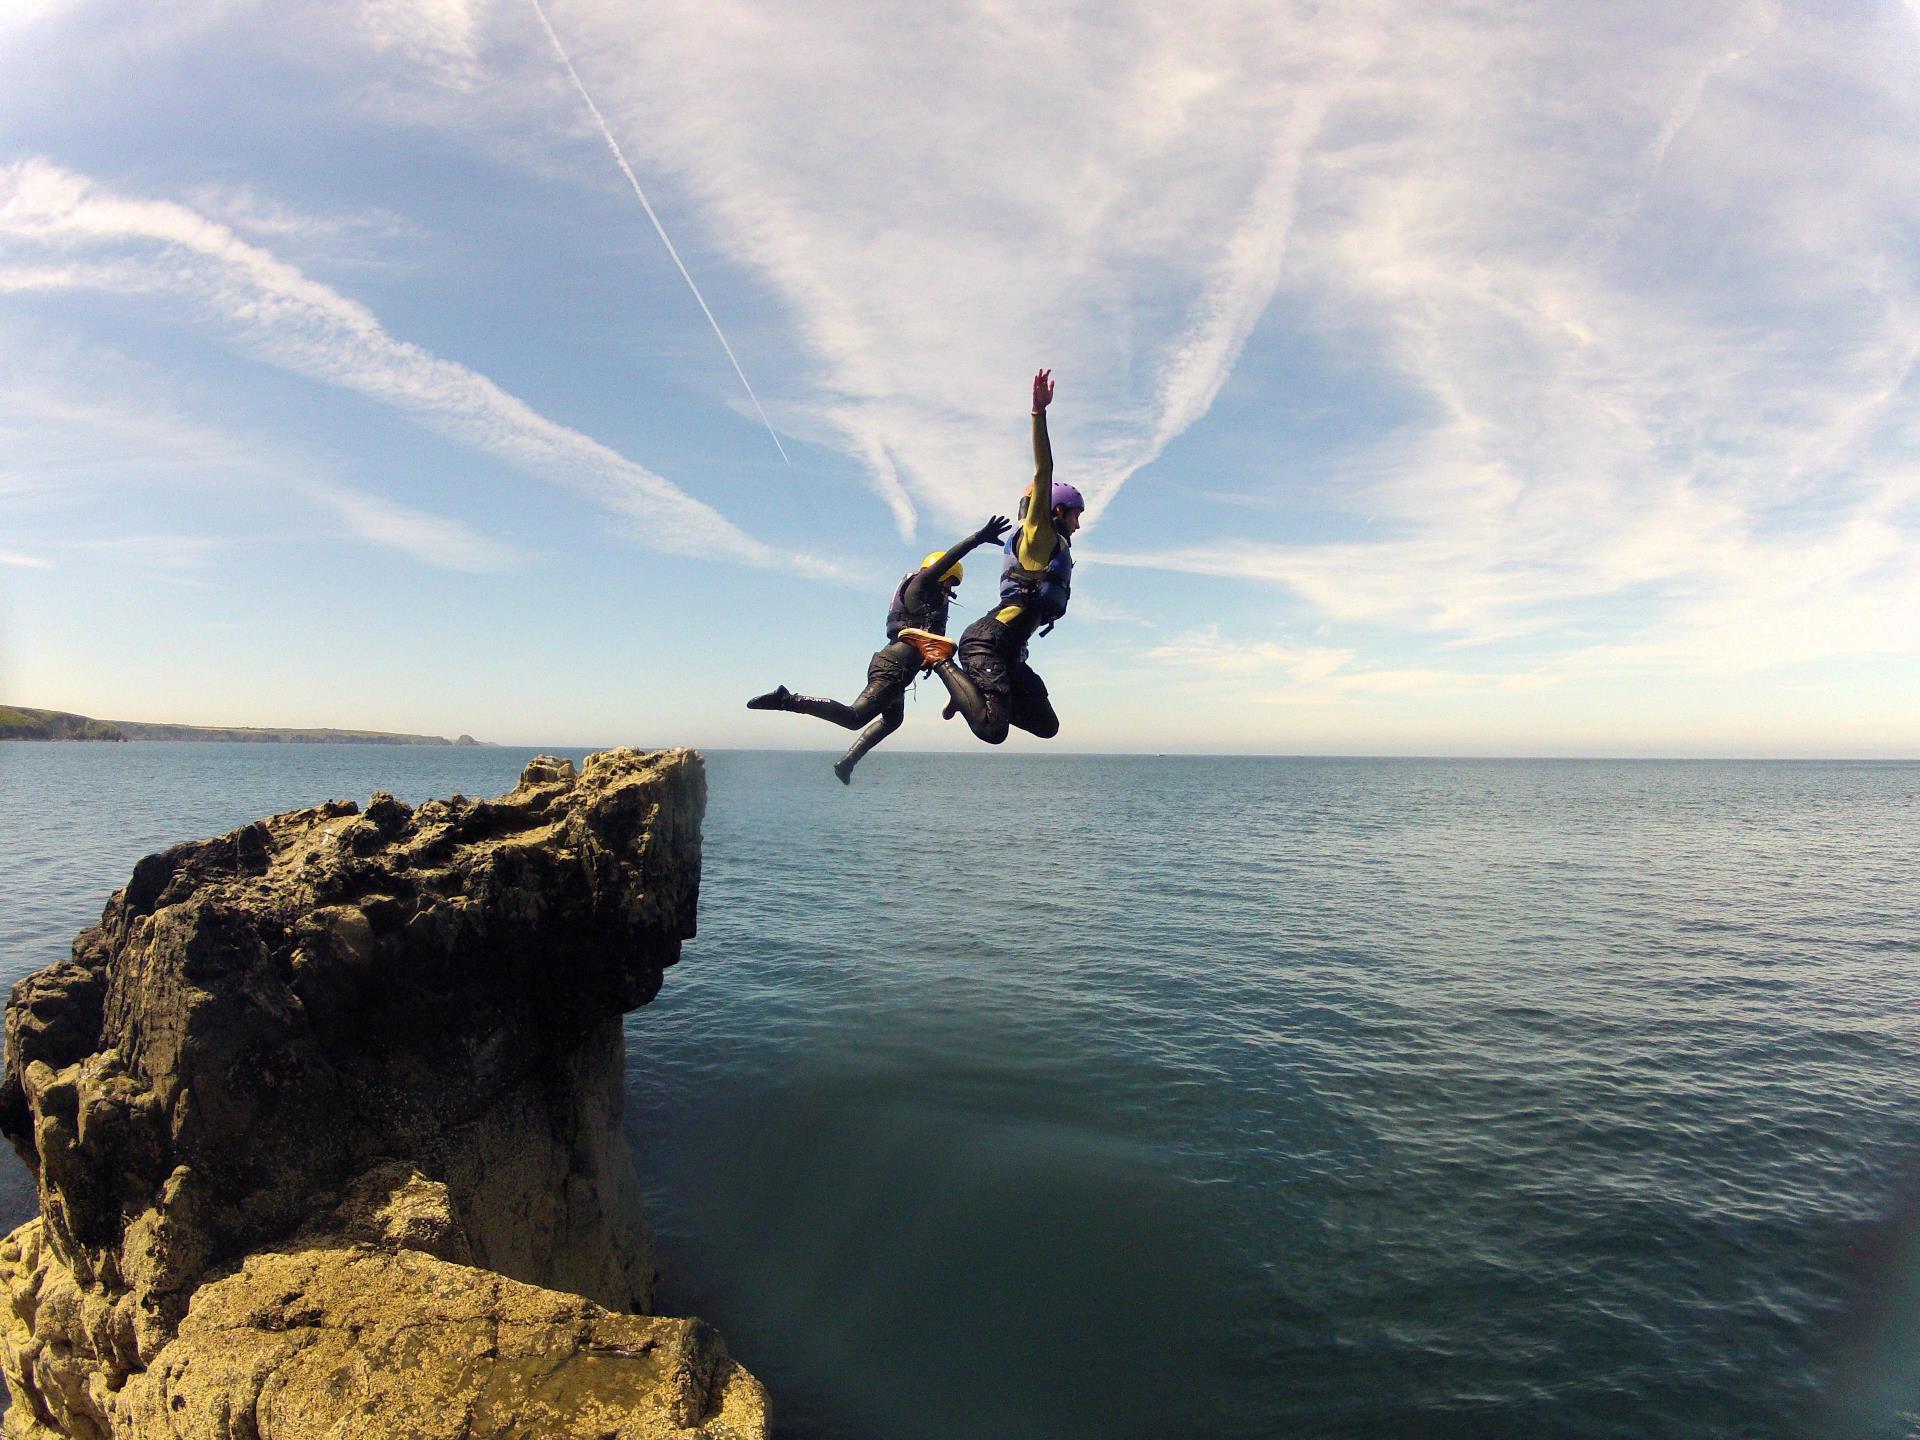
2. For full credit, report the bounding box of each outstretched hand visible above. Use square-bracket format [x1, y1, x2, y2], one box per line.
[976, 514, 1012, 545]
[1031, 368, 1054, 413]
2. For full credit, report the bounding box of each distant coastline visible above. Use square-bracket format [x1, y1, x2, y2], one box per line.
[0, 705, 483, 746]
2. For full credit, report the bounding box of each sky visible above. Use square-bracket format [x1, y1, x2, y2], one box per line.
[1, 0, 1917, 756]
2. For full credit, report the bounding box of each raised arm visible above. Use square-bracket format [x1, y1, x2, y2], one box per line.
[916, 515, 1012, 587]
[1018, 368, 1057, 569]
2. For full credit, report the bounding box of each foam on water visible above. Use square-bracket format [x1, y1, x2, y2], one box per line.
[3, 743, 1918, 1438]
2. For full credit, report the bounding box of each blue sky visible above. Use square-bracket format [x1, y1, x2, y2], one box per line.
[2, 0, 1917, 755]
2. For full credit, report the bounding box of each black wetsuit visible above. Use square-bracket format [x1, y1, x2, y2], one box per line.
[782, 632, 923, 755]
[928, 399, 1073, 745]
[950, 609, 1060, 744]
[751, 521, 1006, 781]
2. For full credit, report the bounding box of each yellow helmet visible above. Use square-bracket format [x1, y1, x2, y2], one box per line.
[922, 550, 963, 585]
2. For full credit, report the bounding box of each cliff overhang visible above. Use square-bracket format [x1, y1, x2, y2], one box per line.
[0, 749, 765, 1439]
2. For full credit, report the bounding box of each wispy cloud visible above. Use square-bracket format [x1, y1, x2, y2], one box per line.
[1101, 1, 1920, 677]
[308, 484, 522, 572]
[183, 182, 421, 250]
[0, 551, 52, 569]
[0, 0, 254, 89]
[0, 0, 79, 33]
[355, 0, 481, 88]
[1146, 625, 1354, 683]
[0, 355, 264, 501]
[300, 0, 1920, 697]
[1145, 624, 1559, 705]
[71, 534, 227, 571]
[1061, 593, 1156, 628]
[459, 0, 1379, 535]
[0, 339, 527, 575]
[528, 0, 790, 468]
[7, 0, 1918, 746]
[378, 0, 1917, 686]
[0, 159, 822, 573]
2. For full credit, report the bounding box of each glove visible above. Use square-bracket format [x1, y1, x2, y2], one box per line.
[975, 515, 1012, 545]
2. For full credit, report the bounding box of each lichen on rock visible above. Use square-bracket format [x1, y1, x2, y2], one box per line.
[0, 749, 766, 1439]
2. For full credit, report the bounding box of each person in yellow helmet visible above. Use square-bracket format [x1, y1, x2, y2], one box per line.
[747, 514, 1011, 783]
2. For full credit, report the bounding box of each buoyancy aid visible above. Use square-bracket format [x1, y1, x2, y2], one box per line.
[997, 531, 1072, 631]
[884, 569, 952, 640]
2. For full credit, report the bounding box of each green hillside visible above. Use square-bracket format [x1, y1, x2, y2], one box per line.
[0, 706, 481, 746]
[0, 706, 126, 741]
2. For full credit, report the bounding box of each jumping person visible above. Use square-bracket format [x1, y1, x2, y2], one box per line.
[899, 369, 1082, 744]
[747, 515, 1012, 783]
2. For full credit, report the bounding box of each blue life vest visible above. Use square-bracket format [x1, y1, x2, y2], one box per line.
[884, 570, 950, 641]
[997, 531, 1072, 631]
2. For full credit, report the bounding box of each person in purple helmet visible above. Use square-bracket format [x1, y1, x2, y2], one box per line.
[898, 368, 1083, 744]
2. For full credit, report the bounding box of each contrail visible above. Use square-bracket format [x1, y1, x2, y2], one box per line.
[529, 0, 791, 466]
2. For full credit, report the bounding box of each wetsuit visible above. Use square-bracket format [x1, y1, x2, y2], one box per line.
[931, 409, 1069, 744]
[748, 520, 1006, 782]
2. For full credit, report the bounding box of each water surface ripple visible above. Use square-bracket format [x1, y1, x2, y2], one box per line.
[2, 744, 1917, 1439]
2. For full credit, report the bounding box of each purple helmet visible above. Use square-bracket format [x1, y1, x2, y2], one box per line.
[1051, 481, 1086, 513]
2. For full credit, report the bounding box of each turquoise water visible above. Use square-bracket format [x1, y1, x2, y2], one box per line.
[3, 742, 1918, 1439]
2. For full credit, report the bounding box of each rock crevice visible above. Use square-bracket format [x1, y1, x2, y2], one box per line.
[0, 749, 764, 1439]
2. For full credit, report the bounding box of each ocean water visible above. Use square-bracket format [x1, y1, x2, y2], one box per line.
[2, 742, 1918, 1439]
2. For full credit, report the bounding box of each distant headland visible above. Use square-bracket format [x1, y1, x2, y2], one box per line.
[0, 704, 484, 746]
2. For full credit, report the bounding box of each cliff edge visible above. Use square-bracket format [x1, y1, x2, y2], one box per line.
[0, 749, 766, 1439]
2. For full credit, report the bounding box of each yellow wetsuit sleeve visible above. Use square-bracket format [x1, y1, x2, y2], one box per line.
[995, 409, 1057, 624]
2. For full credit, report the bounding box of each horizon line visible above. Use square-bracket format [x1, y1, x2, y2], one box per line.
[7, 738, 1913, 764]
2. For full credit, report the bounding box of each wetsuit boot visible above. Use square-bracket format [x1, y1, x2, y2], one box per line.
[833, 705, 904, 785]
[746, 686, 794, 710]
[833, 727, 880, 784]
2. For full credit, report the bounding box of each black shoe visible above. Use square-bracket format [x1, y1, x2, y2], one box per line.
[746, 686, 793, 711]
[833, 757, 856, 785]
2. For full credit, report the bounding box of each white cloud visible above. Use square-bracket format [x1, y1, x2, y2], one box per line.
[155, 0, 1918, 678]
[485, 0, 1378, 535]
[1146, 625, 1354, 683]
[1100, 1, 1920, 677]
[355, 0, 481, 87]
[0, 552, 52, 569]
[71, 534, 227, 571]
[1144, 624, 1561, 706]
[0, 350, 267, 500]
[1060, 593, 1155, 628]
[0, 0, 255, 87]
[377, 0, 1918, 689]
[309, 485, 522, 572]
[0, 159, 813, 573]
[182, 183, 420, 249]
[0, 336, 543, 576]
[0, 0, 79, 32]
[9, 0, 1919, 733]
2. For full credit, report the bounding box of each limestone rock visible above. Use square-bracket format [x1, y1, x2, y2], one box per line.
[0, 750, 765, 1439]
[112, 1247, 766, 1440]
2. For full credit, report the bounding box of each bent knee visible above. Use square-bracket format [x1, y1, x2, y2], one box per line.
[1028, 716, 1060, 739]
[979, 722, 1010, 745]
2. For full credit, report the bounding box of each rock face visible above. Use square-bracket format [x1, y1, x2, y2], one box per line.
[0, 749, 766, 1439]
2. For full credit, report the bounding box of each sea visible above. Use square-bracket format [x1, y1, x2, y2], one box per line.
[2, 741, 1917, 1440]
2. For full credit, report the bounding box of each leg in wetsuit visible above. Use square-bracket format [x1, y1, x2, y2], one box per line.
[931, 616, 1059, 745]
[915, 368, 1076, 745]
[747, 639, 920, 782]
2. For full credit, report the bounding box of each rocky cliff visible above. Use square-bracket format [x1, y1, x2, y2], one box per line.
[0, 749, 766, 1439]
